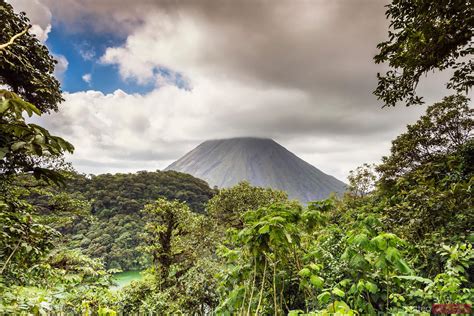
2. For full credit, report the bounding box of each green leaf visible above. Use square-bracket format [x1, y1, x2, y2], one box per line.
[309, 263, 321, 271]
[0, 147, 7, 159]
[394, 259, 412, 274]
[349, 253, 368, 269]
[332, 287, 345, 297]
[351, 233, 369, 247]
[317, 291, 331, 304]
[392, 275, 432, 284]
[385, 246, 401, 262]
[371, 235, 388, 250]
[0, 99, 10, 114]
[310, 275, 324, 289]
[11, 141, 27, 151]
[365, 281, 378, 294]
[258, 224, 269, 234]
[328, 300, 353, 313]
[298, 268, 311, 277]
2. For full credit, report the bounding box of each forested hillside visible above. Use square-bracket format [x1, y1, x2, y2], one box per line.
[31, 170, 216, 270]
[66, 170, 214, 215]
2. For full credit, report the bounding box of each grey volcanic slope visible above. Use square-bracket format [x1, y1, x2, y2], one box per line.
[165, 137, 346, 203]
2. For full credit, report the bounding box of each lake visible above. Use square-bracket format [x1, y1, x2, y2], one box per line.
[111, 270, 143, 290]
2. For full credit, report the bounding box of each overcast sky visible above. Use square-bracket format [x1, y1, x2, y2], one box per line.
[9, 0, 456, 181]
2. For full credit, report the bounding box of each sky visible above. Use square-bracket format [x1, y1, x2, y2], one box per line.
[8, 0, 457, 182]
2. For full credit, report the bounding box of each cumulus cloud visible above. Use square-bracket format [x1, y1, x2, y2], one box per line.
[8, 0, 52, 42]
[32, 0, 455, 181]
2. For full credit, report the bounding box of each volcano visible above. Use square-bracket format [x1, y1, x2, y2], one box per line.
[165, 137, 346, 203]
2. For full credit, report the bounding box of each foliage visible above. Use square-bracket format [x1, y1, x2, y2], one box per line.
[3, 96, 471, 314]
[0, 1, 63, 113]
[142, 198, 200, 283]
[0, 248, 116, 314]
[3, 102, 473, 313]
[377, 94, 473, 185]
[374, 95, 473, 276]
[0, 5, 115, 314]
[113, 185, 293, 314]
[0, 91, 73, 292]
[0, 185, 59, 283]
[207, 181, 289, 229]
[0, 174, 117, 314]
[374, 0, 473, 106]
[347, 163, 377, 197]
[53, 170, 216, 270]
[214, 98, 473, 315]
[0, 90, 74, 182]
[380, 146, 473, 244]
[115, 198, 220, 314]
[72, 170, 215, 215]
[217, 202, 306, 314]
[419, 243, 473, 304]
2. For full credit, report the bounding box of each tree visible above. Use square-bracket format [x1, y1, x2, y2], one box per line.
[0, 1, 63, 113]
[374, 0, 473, 107]
[207, 181, 289, 230]
[141, 198, 200, 285]
[136, 198, 219, 313]
[0, 0, 76, 296]
[0, 92, 73, 281]
[347, 163, 377, 197]
[0, 3, 73, 183]
[377, 95, 473, 184]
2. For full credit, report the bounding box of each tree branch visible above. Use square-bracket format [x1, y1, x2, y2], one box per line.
[0, 239, 22, 275]
[0, 27, 29, 50]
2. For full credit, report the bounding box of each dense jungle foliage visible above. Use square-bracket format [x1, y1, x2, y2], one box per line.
[1, 0, 473, 314]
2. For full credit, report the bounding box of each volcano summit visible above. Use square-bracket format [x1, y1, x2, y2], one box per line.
[165, 137, 346, 203]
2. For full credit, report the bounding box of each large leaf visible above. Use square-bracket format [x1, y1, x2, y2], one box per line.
[332, 287, 345, 297]
[394, 259, 412, 274]
[310, 275, 324, 289]
[392, 275, 432, 284]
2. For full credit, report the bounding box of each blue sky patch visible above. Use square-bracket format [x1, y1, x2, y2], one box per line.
[46, 24, 156, 95]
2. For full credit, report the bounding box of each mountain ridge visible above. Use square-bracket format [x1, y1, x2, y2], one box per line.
[165, 137, 346, 203]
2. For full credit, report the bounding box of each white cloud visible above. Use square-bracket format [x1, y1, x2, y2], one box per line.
[79, 48, 95, 61]
[53, 54, 68, 78]
[82, 73, 92, 84]
[76, 42, 96, 61]
[8, 0, 52, 42]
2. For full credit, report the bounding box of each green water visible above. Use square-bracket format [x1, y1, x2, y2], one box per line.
[111, 270, 143, 290]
